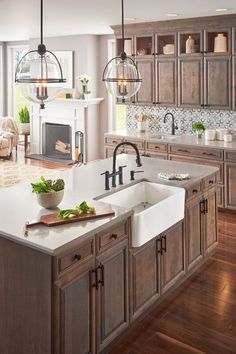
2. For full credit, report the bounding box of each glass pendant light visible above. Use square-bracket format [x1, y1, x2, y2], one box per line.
[102, 0, 142, 102]
[15, 0, 66, 109]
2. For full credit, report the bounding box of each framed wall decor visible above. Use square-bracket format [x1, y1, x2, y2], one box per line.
[53, 50, 74, 88]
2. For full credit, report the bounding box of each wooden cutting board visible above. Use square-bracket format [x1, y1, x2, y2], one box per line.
[25, 204, 115, 229]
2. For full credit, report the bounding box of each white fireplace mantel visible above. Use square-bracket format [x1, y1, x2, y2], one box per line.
[30, 98, 104, 163]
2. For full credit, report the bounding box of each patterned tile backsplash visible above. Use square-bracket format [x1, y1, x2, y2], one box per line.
[126, 105, 236, 135]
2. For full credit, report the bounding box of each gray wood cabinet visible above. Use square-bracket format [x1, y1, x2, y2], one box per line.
[155, 57, 177, 106]
[160, 222, 185, 293]
[204, 55, 231, 109]
[96, 239, 129, 352]
[135, 58, 155, 104]
[203, 188, 218, 254]
[178, 56, 203, 108]
[225, 162, 236, 210]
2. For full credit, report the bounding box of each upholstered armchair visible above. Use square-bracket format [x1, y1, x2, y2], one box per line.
[0, 116, 19, 157]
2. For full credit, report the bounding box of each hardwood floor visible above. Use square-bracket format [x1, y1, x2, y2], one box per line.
[109, 211, 236, 354]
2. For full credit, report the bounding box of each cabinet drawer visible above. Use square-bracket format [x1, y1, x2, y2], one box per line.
[97, 222, 127, 252]
[125, 139, 145, 150]
[170, 144, 223, 161]
[203, 174, 217, 190]
[125, 148, 145, 156]
[146, 141, 167, 153]
[105, 136, 123, 146]
[105, 146, 124, 158]
[145, 152, 168, 160]
[58, 238, 95, 274]
[186, 182, 202, 200]
[224, 150, 236, 162]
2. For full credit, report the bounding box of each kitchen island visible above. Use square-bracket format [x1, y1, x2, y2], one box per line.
[0, 155, 218, 354]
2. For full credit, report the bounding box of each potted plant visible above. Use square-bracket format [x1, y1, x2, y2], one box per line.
[78, 74, 91, 99]
[18, 106, 30, 134]
[31, 176, 65, 209]
[192, 121, 205, 138]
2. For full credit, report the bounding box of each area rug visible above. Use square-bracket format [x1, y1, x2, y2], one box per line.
[0, 161, 62, 188]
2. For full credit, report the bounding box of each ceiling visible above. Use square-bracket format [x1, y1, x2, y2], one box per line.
[0, 0, 236, 41]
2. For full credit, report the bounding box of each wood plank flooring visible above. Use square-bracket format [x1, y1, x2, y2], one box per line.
[109, 211, 236, 354]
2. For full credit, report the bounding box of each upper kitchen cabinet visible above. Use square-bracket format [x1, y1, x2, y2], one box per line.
[178, 31, 203, 56]
[155, 57, 177, 106]
[134, 34, 154, 57]
[116, 36, 134, 56]
[178, 56, 203, 108]
[155, 33, 176, 56]
[204, 55, 231, 110]
[204, 29, 231, 54]
[135, 58, 155, 104]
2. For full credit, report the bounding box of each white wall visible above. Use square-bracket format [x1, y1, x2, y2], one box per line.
[29, 35, 99, 96]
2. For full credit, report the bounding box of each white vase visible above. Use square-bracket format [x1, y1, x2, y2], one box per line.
[214, 33, 227, 53]
[186, 36, 194, 54]
[72, 88, 81, 99]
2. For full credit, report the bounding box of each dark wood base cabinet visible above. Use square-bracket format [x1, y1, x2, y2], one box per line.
[0, 184, 218, 354]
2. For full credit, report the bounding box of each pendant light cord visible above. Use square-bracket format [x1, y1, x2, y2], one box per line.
[121, 0, 124, 53]
[40, 0, 43, 45]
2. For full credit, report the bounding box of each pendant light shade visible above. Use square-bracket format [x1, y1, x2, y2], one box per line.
[15, 0, 66, 109]
[102, 0, 142, 102]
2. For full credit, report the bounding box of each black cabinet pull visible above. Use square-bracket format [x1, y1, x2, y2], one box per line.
[200, 200, 206, 214]
[178, 149, 188, 153]
[209, 180, 214, 184]
[111, 233, 118, 240]
[98, 264, 104, 287]
[193, 189, 198, 194]
[90, 269, 98, 289]
[205, 199, 208, 214]
[155, 145, 160, 149]
[157, 238, 162, 255]
[161, 235, 167, 253]
[74, 254, 81, 261]
[202, 152, 215, 156]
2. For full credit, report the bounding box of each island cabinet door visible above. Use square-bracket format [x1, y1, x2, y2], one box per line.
[96, 239, 129, 353]
[54, 258, 96, 354]
[203, 188, 218, 255]
[185, 195, 204, 271]
[225, 162, 236, 210]
[160, 221, 185, 294]
[129, 238, 161, 322]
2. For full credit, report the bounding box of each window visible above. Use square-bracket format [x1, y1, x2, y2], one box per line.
[116, 104, 126, 130]
[7, 45, 29, 120]
[0, 45, 3, 116]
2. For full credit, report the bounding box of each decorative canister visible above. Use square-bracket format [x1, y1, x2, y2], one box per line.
[205, 129, 216, 141]
[186, 36, 194, 54]
[72, 88, 81, 99]
[214, 33, 227, 53]
[137, 121, 147, 132]
[216, 128, 229, 140]
[224, 134, 233, 142]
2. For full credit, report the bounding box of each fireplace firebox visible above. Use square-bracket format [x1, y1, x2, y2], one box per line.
[42, 123, 72, 160]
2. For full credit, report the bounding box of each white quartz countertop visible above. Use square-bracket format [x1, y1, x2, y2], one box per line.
[0, 155, 218, 255]
[105, 129, 236, 150]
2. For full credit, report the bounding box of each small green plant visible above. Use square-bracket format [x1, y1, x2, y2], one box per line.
[31, 176, 65, 194]
[192, 121, 205, 133]
[18, 106, 30, 124]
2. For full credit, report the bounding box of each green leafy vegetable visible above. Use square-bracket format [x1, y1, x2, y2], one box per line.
[59, 201, 96, 219]
[31, 176, 65, 194]
[192, 121, 205, 133]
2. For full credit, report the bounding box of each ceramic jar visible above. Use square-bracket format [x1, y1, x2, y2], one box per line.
[214, 33, 227, 53]
[224, 134, 233, 142]
[137, 121, 147, 132]
[72, 88, 81, 99]
[216, 128, 229, 140]
[186, 36, 194, 54]
[205, 129, 216, 141]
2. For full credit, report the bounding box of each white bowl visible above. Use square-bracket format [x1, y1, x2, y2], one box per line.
[205, 129, 216, 141]
[36, 189, 64, 209]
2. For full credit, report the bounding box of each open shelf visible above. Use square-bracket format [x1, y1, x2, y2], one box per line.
[135, 35, 153, 56]
[206, 30, 230, 54]
[156, 34, 176, 55]
[179, 32, 201, 55]
[116, 37, 133, 56]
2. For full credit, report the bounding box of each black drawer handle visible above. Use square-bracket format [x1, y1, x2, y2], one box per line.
[202, 152, 215, 157]
[111, 233, 118, 240]
[155, 146, 160, 149]
[178, 149, 188, 153]
[193, 189, 198, 194]
[112, 140, 117, 144]
[74, 254, 82, 261]
[161, 235, 167, 253]
[209, 180, 214, 184]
